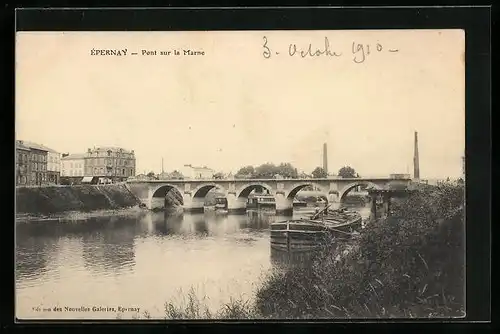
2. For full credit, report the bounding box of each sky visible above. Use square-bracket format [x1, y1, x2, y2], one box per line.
[16, 30, 465, 179]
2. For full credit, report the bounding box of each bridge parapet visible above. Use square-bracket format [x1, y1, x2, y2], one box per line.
[125, 177, 411, 212]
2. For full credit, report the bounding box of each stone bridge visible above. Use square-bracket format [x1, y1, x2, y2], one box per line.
[126, 177, 411, 214]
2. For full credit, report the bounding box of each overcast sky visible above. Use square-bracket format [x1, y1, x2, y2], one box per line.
[16, 30, 465, 179]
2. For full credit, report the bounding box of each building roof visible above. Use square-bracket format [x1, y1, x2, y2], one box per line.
[89, 146, 134, 154]
[17, 140, 59, 153]
[184, 164, 214, 171]
[16, 141, 30, 151]
[61, 153, 86, 160]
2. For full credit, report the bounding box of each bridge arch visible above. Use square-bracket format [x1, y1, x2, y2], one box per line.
[151, 184, 184, 206]
[339, 181, 380, 203]
[286, 183, 325, 199]
[236, 182, 273, 198]
[191, 183, 226, 198]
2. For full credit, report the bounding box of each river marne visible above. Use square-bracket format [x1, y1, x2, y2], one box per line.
[16, 205, 370, 320]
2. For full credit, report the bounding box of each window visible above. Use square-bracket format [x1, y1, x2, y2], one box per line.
[122, 168, 125, 175]
[107, 150, 111, 156]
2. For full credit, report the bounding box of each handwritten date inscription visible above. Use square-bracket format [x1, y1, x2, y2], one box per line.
[262, 36, 399, 63]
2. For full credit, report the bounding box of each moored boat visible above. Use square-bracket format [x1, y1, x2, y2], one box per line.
[214, 196, 228, 214]
[270, 219, 330, 253]
[317, 207, 363, 238]
[293, 199, 308, 207]
[247, 194, 276, 210]
[270, 205, 362, 252]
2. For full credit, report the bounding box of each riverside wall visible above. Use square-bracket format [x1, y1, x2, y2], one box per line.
[16, 184, 142, 215]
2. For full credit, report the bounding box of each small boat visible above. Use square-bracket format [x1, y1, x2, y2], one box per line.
[247, 194, 276, 210]
[293, 199, 308, 207]
[270, 205, 362, 253]
[214, 197, 228, 214]
[319, 207, 363, 238]
[270, 219, 330, 252]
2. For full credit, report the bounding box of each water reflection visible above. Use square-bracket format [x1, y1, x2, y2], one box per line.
[16, 235, 58, 282]
[81, 217, 137, 275]
[15, 204, 370, 319]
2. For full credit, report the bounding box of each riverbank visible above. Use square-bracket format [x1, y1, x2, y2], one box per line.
[16, 205, 148, 224]
[16, 184, 141, 216]
[137, 181, 465, 319]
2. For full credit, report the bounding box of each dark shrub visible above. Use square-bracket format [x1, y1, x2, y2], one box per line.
[256, 182, 465, 319]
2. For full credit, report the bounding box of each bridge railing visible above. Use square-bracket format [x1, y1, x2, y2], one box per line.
[126, 176, 409, 182]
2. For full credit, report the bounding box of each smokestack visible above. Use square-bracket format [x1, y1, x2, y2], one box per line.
[323, 143, 328, 175]
[413, 131, 420, 179]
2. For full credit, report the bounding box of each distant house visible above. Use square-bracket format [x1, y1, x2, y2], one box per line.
[16, 140, 59, 186]
[84, 146, 136, 182]
[15, 141, 30, 186]
[157, 172, 170, 180]
[135, 174, 149, 181]
[61, 153, 86, 177]
[180, 164, 215, 179]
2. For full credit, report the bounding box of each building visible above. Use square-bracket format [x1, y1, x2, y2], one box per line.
[84, 146, 136, 182]
[16, 140, 31, 186]
[390, 173, 411, 179]
[180, 164, 215, 179]
[27, 143, 48, 186]
[19, 141, 61, 185]
[61, 153, 86, 177]
[45, 148, 61, 184]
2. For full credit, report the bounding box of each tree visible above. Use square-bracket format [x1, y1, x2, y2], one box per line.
[254, 163, 277, 179]
[146, 171, 157, 179]
[276, 163, 299, 178]
[338, 166, 358, 178]
[311, 167, 328, 178]
[169, 170, 183, 180]
[252, 162, 299, 179]
[235, 165, 255, 179]
[213, 172, 225, 179]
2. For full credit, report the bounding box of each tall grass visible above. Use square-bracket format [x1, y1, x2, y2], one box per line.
[163, 288, 260, 319]
[254, 182, 465, 319]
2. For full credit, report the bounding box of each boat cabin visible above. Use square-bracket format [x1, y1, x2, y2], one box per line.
[215, 197, 228, 210]
[247, 194, 276, 209]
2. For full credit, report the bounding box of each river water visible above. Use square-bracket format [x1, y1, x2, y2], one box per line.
[15, 205, 370, 320]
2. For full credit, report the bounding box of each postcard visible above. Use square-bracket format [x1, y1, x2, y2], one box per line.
[15, 29, 465, 320]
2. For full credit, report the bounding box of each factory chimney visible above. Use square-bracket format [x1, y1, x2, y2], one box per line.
[413, 131, 420, 180]
[323, 143, 328, 175]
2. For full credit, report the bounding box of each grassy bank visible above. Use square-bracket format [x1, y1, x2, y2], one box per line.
[16, 184, 141, 215]
[255, 182, 465, 319]
[139, 181, 465, 320]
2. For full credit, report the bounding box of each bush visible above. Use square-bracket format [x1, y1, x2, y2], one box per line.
[255, 182, 465, 319]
